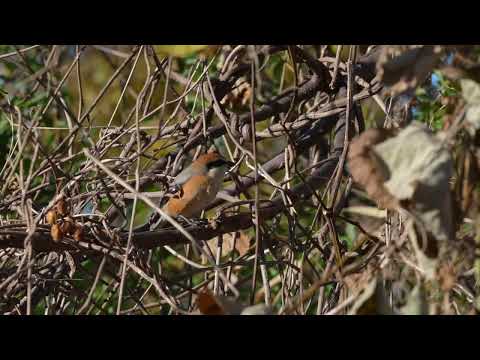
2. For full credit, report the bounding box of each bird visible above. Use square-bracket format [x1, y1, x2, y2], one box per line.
[162, 151, 234, 219]
[134, 151, 234, 231]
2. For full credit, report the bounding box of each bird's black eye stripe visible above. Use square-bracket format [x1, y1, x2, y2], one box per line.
[207, 159, 228, 169]
[207, 159, 225, 169]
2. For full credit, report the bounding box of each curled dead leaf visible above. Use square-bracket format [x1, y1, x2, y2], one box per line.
[347, 128, 398, 209]
[350, 123, 454, 243]
[197, 291, 225, 315]
[375, 122, 454, 241]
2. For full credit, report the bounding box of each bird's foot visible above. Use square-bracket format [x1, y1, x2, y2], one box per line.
[177, 216, 208, 227]
[208, 217, 222, 230]
[165, 184, 183, 199]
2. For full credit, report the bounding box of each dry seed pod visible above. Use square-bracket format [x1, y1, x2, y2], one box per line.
[73, 225, 84, 242]
[60, 217, 75, 235]
[51, 224, 63, 242]
[56, 199, 68, 217]
[46, 210, 57, 225]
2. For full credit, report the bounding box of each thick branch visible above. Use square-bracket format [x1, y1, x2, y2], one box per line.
[0, 112, 347, 253]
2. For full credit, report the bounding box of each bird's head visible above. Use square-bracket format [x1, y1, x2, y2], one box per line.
[195, 152, 235, 178]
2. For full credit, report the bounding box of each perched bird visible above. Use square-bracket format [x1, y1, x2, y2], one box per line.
[162, 151, 234, 219]
[114, 151, 234, 232]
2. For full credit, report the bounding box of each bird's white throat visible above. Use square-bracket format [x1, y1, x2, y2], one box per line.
[208, 164, 229, 179]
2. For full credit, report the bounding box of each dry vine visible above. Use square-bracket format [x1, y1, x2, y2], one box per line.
[0, 45, 477, 315]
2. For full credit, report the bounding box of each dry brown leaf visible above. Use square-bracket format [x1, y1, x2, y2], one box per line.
[197, 291, 225, 315]
[235, 231, 251, 256]
[344, 264, 376, 295]
[347, 128, 398, 209]
[350, 123, 454, 242]
[439, 66, 467, 81]
[196, 290, 244, 315]
[206, 231, 251, 257]
[441, 63, 480, 84]
[438, 263, 456, 292]
[375, 122, 454, 242]
[64, 251, 76, 278]
[196, 290, 271, 315]
[377, 45, 443, 96]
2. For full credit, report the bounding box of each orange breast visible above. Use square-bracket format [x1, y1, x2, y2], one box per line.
[162, 175, 217, 218]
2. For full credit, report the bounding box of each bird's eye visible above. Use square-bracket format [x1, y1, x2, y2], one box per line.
[207, 159, 227, 169]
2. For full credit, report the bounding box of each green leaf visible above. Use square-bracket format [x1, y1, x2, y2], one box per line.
[154, 45, 210, 58]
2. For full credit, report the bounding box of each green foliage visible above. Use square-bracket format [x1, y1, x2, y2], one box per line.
[340, 222, 358, 251]
[413, 71, 460, 131]
[154, 45, 210, 58]
[0, 112, 12, 166]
